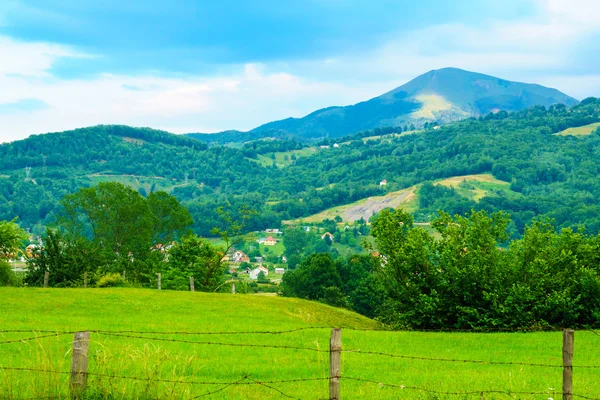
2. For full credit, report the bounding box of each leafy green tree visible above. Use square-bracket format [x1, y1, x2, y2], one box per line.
[147, 191, 193, 244]
[0, 219, 27, 259]
[25, 229, 106, 287]
[166, 234, 227, 291]
[59, 182, 154, 260]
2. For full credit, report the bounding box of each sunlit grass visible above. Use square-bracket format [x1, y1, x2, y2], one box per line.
[1, 288, 599, 399]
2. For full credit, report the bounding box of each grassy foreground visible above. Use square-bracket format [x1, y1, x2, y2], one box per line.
[1, 288, 599, 399]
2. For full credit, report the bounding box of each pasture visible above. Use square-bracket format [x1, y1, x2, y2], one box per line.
[1, 288, 599, 399]
[556, 122, 600, 136]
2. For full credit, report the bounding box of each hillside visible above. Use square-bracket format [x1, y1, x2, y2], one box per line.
[191, 68, 578, 142]
[2, 99, 600, 238]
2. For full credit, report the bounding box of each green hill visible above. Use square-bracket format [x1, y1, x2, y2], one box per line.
[2, 99, 600, 238]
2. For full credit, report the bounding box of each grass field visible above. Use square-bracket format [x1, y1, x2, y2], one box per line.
[435, 174, 518, 201]
[249, 148, 318, 168]
[2, 288, 599, 399]
[556, 122, 600, 136]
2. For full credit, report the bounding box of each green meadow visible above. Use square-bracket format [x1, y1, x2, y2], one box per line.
[1, 288, 599, 399]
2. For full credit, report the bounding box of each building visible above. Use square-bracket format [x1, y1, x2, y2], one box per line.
[333, 143, 339, 148]
[380, 179, 388, 186]
[265, 228, 282, 234]
[254, 256, 264, 263]
[231, 250, 250, 263]
[249, 266, 269, 280]
[275, 268, 285, 274]
[321, 232, 334, 242]
[264, 236, 277, 246]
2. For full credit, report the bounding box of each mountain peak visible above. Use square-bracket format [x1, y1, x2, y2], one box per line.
[244, 69, 578, 140]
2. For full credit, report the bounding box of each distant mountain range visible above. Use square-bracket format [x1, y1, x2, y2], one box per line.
[188, 67, 578, 143]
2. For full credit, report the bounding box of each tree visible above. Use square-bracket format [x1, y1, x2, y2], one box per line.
[283, 228, 307, 258]
[59, 182, 154, 260]
[166, 234, 227, 291]
[0, 219, 27, 259]
[25, 229, 105, 287]
[147, 191, 193, 244]
[281, 253, 342, 301]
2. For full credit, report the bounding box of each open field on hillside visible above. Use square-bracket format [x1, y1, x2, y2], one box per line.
[287, 174, 517, 225]
[556, 122, 600, 136]
[435, 174, 517, 201]
[1, 288, 599, 399]
[287, 186, 418, 224]
[249, 147, 318, 168]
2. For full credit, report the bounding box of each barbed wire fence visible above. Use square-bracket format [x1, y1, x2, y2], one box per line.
[0, 327, 599, 399]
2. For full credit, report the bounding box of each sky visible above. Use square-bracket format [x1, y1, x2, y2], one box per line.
[0, 0, 599, 142]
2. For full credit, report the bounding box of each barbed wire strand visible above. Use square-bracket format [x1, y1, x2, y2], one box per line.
[97, 332, 329, 353]
[341, 376, 600, 400]
[0, 365, 328, 387]
[3, 326, 600, 336]
[95, 326, 328, 335]
[0, 332, 74, 345]
[343, 349, 600, 369]
[245, 376, 297, 399]
[190, 375, 249, 399]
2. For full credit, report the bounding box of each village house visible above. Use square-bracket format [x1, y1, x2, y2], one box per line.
[379, 179, 388, 186]
[264, 236, 277, 246]
[249, 266, 269, 280]
[254, 256, 264, 263]
[265, 228, 282, 234]
[321, 232, 334, 242]
[275, 268, 285, 275]
[231, 250, 250, 263]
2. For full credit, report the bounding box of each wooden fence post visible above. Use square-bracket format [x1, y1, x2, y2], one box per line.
[43, 271, 49, 288]
[232, 283, 235, 294]
[190, 276, 195, 292]
[122, 270, 126, 280]
[563, 329, 574, 400]
[157, 273, 161, 290]
[83, 272, 88, 289]
[330, 328, 342, 400]
[70, 331, 90, 398]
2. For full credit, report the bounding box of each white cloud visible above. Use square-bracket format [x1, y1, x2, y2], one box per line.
[0, 38, 391, 142]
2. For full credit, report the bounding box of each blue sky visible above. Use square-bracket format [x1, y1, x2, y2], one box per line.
[0, 0, 599, 141]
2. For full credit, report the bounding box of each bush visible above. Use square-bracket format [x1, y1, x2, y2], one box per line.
[97, 273, 126, 288]
[0, 261, 15, 286]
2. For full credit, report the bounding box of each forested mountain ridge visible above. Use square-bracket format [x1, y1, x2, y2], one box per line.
[189, 68, 578, 143]
[1, 99, 600, 237]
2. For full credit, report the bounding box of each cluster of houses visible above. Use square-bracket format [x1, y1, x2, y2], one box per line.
[227, 248, 286, 280]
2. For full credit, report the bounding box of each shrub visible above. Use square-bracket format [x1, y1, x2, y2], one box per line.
[0, 261, 15, 286]
[97, 273, 126, 288]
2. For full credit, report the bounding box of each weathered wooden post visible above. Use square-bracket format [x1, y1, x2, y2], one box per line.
[83, 272, 88, 289]
[70, 331, 90, 398]
[157, 273, 161, 290]
[43, 271, 49, 288]
[330, 328, 342, 400]
[122, 270, 126, 280]
[231, 283, 235, 294]
[563, 329, 574, 400]
[189, 276, 195, 292]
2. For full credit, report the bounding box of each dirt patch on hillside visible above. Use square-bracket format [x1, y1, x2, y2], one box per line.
[341, 188, 416, 222]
